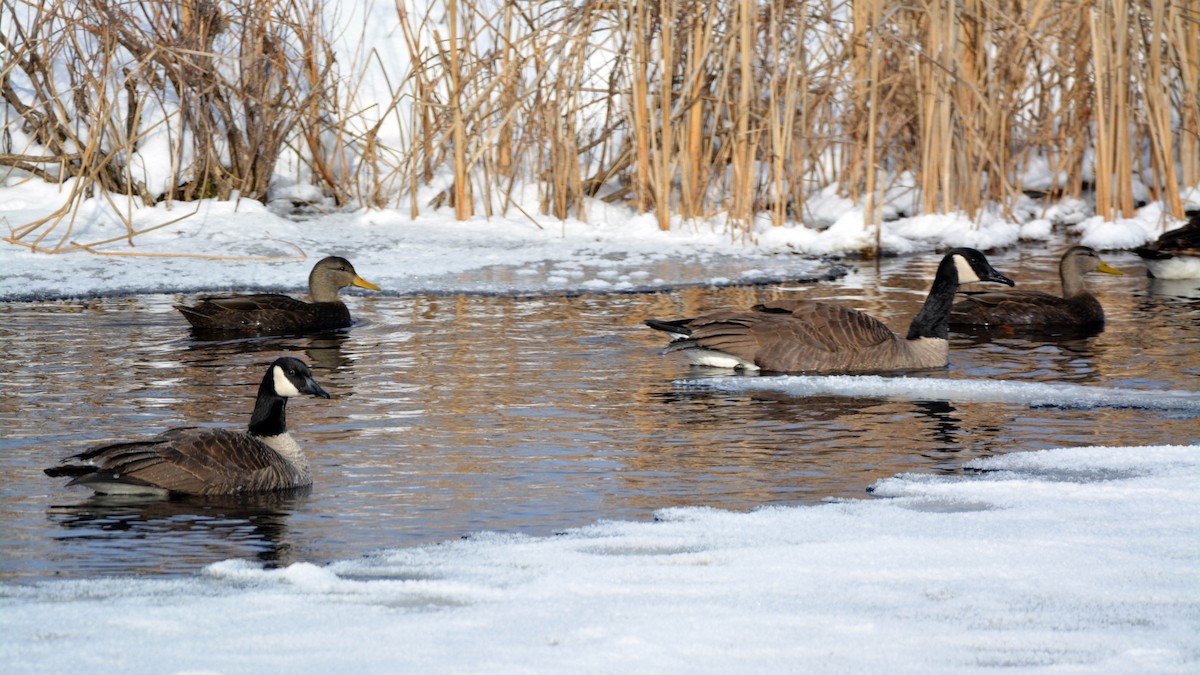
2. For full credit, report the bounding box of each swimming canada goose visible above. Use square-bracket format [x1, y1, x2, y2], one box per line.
[175, 256, 380, 332]
[950, 246, 1122, 327]
[1133, 211, 1200, 279]
[45, 357, 331, 497]
[644, 248, 1014, 374]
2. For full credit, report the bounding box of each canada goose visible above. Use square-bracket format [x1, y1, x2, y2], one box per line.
[45, 357, 331, 496]
[644, 248, 1014, 374]
[175, 256, 381, 333]
[1133, 211, 1200, 279]
[950, 246, 1122, 327]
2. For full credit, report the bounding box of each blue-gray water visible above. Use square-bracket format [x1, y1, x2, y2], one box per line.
[1, 248, 1197, 581]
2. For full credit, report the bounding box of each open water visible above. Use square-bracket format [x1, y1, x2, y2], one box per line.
[1, 246, 1197, 581]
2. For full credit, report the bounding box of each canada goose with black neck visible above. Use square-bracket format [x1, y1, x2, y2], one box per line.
[175, 256, 380, 333]
[645, 248, 1014, 374]
[45, 357, 331, 496]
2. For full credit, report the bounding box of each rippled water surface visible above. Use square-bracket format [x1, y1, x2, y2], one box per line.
[2, 247, 1198, 581]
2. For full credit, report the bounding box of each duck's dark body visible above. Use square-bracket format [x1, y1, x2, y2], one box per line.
[645, 248, 1014, 374]
[175, 256, 379, 333]
[951, 290, 1104, 326]
[45, 357, 330, 497]
[176, 294, 353, 333]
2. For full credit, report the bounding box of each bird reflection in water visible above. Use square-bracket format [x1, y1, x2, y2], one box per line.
[46, 489, 309, 573]
[182, 330, 354, 375]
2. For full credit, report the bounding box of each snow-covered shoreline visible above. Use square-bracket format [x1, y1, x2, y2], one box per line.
[2, 184, 1195, 302]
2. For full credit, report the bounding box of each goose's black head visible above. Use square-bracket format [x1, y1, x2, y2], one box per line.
[907, 248, 1014, 341]
[269, 357, 331, 399]
[944, 248, 1015, 287]
[250, 357, 329, 437]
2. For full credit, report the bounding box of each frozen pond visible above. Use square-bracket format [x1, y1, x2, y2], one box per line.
[1, 247, 1197, 581]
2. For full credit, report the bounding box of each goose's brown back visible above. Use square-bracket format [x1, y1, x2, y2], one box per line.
[56, 427, 311, 496]
[664, 299, 947, 373]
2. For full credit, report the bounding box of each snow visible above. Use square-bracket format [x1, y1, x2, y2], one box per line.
[2, 442, 1197, 673]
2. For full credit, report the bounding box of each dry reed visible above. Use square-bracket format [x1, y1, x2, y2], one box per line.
[3, 0, 1199, 253]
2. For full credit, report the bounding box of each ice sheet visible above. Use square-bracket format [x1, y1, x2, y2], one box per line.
[678, 374, 1200, 412]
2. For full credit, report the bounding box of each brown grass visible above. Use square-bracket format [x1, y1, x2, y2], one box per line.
[3, 0, 1198, 253]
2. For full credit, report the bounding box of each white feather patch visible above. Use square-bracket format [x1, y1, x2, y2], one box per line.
[273, 366, 302, 397]
[87, 482, 171, 498]
[689, 350, 761, 370]
[953, 254, 981, 283]
[1143, 256, 1200, 280]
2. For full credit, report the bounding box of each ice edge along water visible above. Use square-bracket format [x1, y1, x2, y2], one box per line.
[680, 374, 1200, 412]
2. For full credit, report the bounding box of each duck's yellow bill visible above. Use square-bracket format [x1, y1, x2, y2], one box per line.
[353, 276, 382, 291]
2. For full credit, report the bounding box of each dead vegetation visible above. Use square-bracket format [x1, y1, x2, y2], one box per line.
[2, 0, 1198, 251]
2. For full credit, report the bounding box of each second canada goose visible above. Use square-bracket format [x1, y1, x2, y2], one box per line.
[950, 246, 1122, 327]
[175, 256, 380, 333]
[44, 357, 331, 497]
[1133, 211, 1200, 279]
[644, 248, 1014, 374]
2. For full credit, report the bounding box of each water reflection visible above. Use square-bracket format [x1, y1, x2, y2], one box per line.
[954, 323, 1105, 344]
[44, 491, 308, 575]
[913, 399, 962, 448]
[1147, 277, 1200, 300]
[182, 330, 354, 373]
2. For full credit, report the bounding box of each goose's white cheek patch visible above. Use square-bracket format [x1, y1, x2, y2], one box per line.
[273, 366, 302, 397]
[953, 254, 981, 283]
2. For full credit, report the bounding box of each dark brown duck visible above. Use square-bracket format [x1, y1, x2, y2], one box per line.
[950, 246, 1122, 327]
[175, 256, 380, 333]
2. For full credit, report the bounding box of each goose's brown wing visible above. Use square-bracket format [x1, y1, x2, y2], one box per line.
[59, 428, 296, 495]
[682, 300, 899, 370]
[753, 299, 898, 349]
[1158, 215, 1200, 252]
